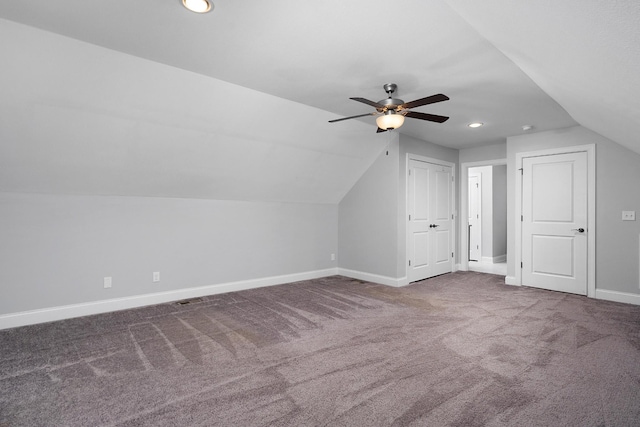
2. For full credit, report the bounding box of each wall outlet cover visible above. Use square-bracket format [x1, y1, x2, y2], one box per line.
[104, 277, 112, 288]
[622, 211, 636, 221]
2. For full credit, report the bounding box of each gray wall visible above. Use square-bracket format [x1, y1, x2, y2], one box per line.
[338, 133, 459, 280]
[506, 126, 640, 293]
[338, 136, 400, 278]
[459, 141, 506, 163]
[0, 192, 338, 315]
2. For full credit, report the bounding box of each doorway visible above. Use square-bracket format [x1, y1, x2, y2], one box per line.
[461, 161, 508, 275]
[468, 173, 482, 262]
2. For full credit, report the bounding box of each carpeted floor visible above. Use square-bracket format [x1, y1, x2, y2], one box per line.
[1, 272, 640, 426]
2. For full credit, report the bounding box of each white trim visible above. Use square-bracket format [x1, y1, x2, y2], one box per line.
[338, 268, 408, 287]
[459, 159, 507, 272]
[0, 268, 339, 330]
[515, 144, 596, 297]
[595, 289, 640, 306]
[492, 254, 507, 263]
[505, 276, 518, 286]
[474, 255, 507, 265]
[469, 171, 483, 262]
[405, 153, 456, 282]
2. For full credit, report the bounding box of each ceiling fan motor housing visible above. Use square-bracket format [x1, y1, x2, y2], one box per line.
[378, 97, 404, 111]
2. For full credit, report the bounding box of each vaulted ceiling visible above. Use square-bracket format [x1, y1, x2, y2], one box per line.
[0, 1, 637, 203]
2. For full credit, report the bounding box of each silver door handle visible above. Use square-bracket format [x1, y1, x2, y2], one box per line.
[430, 224, 440, 228]
[571, 228, 585, 233]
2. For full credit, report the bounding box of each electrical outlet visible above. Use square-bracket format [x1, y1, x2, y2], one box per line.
[104, 277, 112, 289]
[153, 272, 160, 282]
[622, 211, 636, 221]
[331, 253, 336, 261]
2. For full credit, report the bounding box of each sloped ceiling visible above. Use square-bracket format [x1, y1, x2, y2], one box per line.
[446, 0, 640, 156]
[1, 1, 635, 203]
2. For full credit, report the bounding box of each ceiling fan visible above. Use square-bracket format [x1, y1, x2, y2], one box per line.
[329, 83, 449, 133]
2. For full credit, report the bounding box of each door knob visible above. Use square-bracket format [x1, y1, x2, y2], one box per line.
[430, 224, 440, 228]
[571, 228, 585, 233]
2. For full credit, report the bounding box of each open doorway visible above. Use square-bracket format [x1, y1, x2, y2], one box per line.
[460, 160, 507, 276]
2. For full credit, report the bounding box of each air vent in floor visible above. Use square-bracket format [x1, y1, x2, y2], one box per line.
[175, 297, 204, 306]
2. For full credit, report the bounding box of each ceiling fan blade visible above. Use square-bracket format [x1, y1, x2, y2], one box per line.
[328, 112, 376, 123]
[404, 111, 450, 123]
[400, 94, 449, 110]
[376, 127, 388, 133]
[350, 97, 385, 110]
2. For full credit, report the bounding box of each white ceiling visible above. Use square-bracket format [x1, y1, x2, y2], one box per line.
[446, 0, 640, 155]
[0, 0, 588, 148]
[0, 1, 637, 203]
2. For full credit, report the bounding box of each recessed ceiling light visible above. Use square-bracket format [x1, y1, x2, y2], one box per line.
[468, 122, 483, 128]
[182, 0, 212, 13]
[522, 125, 534, 131]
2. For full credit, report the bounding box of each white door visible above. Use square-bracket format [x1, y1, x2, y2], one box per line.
[522, 152, 588, 295]
[468, 174, 481, 261]
[408, 159, 453, 282]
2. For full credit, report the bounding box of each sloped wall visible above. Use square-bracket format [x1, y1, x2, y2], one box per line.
[0, 20, 375, 325]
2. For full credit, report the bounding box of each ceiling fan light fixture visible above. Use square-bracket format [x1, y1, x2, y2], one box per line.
[376, 111, 405, 130]
[468, 122, 484, 128]
[182, 0, 212, 13]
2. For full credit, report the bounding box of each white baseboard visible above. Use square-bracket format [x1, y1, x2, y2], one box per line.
[481, 255, 506, 264]
[505, 276, 518, 286]
[493, 254, 507, 263]
[337, 268, 407, 287]
[0, 268, 339, 330]
[595, 289, 640, 306]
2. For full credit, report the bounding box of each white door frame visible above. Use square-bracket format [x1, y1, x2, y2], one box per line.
[406, 153, 456, 280]
[468, 171, 482, 262]
[515, 144, 596, 297]
[459, 159, 507, 271]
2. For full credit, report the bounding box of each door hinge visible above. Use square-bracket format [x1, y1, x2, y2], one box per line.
[476, 183, 479, 188]
[519, 168, 523, 175]
[409, 260, 411, 266]
[409, 169, 411, 175]
[451, 252, 454, 258]
[521, 215, 523, 222]
[521, 262, 523, 268]
[409, 214, 411, 221]
[451, 214, 454, 220]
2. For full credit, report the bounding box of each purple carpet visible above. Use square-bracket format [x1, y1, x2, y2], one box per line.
[1, 272, 640, 426]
